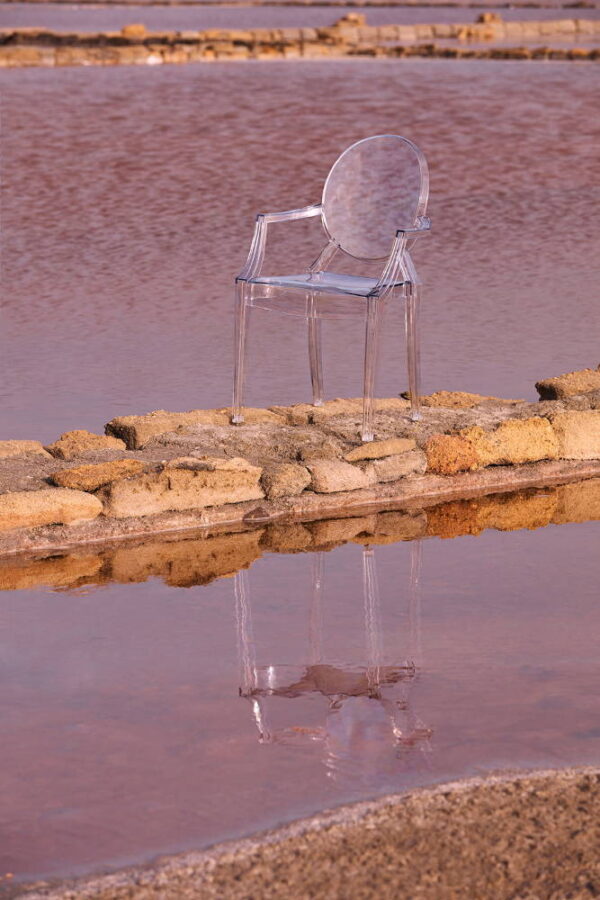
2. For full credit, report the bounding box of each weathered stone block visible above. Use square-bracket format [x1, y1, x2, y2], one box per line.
[461, 417, 558, 466]
[271, 397, 409, 426]
[101, 456, 263, 519]
[345, 437, 416, 462]
[420, 390, 521, 409]
[307, 459, 376, 493]
[425, 434, 480, 476]
[0, 488, 103, 531]
[550, 410, 600, 459]
[368, 449, 427, 483]
[0, 440, 51, 459]
[46, 430, 126, 459]
[51, 459, 146, 492]
[536, 368, 600, 400]
[261, 463, 311, 500]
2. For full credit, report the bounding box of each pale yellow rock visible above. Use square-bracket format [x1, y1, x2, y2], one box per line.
[0, 488, 103, 532]
[420, 391, 521, 409]
[50, 459, 146, 492]
[536, 368, 600, 400]
[425, 434, 480, 476]
[461, 417, 558, 466]
[101, 456, 263, 519]
[121, 23, 146, 39]
[261, 463, 311, 500]
[550, 410, 600, 459]
[271, 398, 410, 426]
[368, 450, 427, 483]
[345, 437, 416, 462]
[46, 430, 126, 459]
[0, 440, 51, 459]
[307, 459, 376, 493]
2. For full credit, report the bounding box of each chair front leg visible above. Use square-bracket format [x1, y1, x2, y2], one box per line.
[362, 297, 382, 442]
[405, 283, 422, 422]
[232, 281, 249, 424]
[307, 293, 324, 407]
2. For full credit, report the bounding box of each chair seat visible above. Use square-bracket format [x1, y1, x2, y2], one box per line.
[248, 270, 405, 298]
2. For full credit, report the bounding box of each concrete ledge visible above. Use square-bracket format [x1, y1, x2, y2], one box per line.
[13, 767, 600, 899]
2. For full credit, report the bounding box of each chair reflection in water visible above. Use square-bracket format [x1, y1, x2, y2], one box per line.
[232, 134, 430, 442]
[234, 541, 432, 784]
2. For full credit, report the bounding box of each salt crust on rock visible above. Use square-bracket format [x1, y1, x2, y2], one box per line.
[261, 463, 311, 500]
[0, 488, 102, 532]
[425, 434, 480, 476]
[100, 456, 264, 519]
[51, 459, 146, 491]
[46, 430, 126, 459]
[345, 437, 416, 462]
[536, 367, 600, 400]
[367, 449, 427, 483]
[307, 459, 377, 493]
[461, 417, 558, 467]
[106, 408, 283, 450]
[550, 410, 600, 459]
[0, 440, 51, 459]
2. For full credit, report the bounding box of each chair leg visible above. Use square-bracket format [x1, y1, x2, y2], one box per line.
[308, 308, 324, 407]
[405, 283, 422, 422]
[232, 281, 249, 424]
[362, 297, 381, 442]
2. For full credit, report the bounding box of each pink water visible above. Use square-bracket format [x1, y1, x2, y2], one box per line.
[1, 518, 599, 881]
[0, 59, 599, 443]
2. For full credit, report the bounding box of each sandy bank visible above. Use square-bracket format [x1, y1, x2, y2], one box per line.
[11, 767, 600, 899]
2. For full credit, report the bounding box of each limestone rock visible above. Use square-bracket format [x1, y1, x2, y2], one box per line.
[46, 430, 126, 460]
[550, 410, 600, 459]
[261, 463, 311, 500]
[345, 437, 416, 462]
[271, 397, 410, 426]
[101, 456, 263, 519]
[536, 368, 600, 400]
[298, 436, 346, 462]
[368, 449, 427, 483]
[0, 440, 51, 459]
[419, 391, 522, 409]
[121, 23, 147, 39]
[50, 459, 146, 492]
[0, 488, 103, 532]
[307, 459, 376, 494]
[461, 417, 558, 466]
[424, 434, 480, 476]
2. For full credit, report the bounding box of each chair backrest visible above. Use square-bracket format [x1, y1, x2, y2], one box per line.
[321, 134, 429, 261]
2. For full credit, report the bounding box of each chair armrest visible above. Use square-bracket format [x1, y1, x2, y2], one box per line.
[237, 204, 322, 281]
[397, 216, 431, 237]
[370, 217, 431, 297]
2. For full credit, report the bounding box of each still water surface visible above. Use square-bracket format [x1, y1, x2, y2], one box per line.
[1, 59, 599, 442]
[1, 514, 599, 880]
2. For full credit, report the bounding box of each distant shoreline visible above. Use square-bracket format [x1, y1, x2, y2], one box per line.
[1, 0, 597, 9]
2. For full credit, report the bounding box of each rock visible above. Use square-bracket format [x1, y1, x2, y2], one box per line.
[271, 397, 410, 426]
[368, 449, 427, 483]
[50, 459, 146, 492]
[261, 463, 311, 500]
[121, 23, 147, 39]
[536, 368, 600, 400]
[427, 491, 557, 539]
[46, 430, 126, 460]
[0, 440, 51, 459]
[361, 510, 426, 544]
[0, 553, 103, 591]
[0, 488, 103, 532]
[309, 515, 376, 546]
[307, 459, 376, 493]
[552, 478, 600, 524]
[100, 456, 263, 519]
[461, 417, 558, 466]
[298, 436, 346, 462]
[424, 434, 480, 476]
[345, 437, 416, 462]
[106, 407, 283, 450]
[106, 410, 230, 450]
[419, 391, 521, 409]
[550, 410, 600, 459]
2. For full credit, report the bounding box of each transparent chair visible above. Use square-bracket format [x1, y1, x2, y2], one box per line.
[232, 134, 430, 442]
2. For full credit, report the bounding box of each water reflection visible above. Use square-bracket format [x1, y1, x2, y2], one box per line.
[235, 543, 432, 785]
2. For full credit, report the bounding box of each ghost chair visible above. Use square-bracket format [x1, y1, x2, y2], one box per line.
[231, 135, 430, 442]
[234, 541, 431, 781]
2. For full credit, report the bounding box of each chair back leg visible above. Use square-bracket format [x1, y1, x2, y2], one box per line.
[232, 281, 249, 424]
[362, 297, 382, 442]
[307, 293, 324, 407]
[405, 283, 422, 421]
